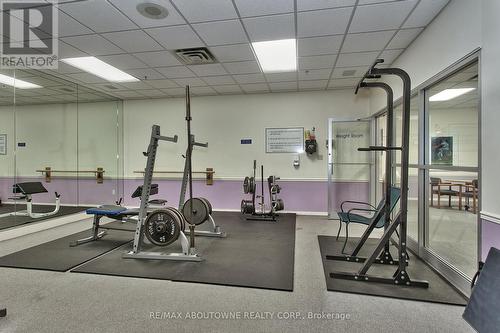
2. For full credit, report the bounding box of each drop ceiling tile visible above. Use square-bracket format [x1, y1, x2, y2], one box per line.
[332, 66, 367, 78]
[161, 87, 186, 96]
[242, 14, 295, 42]
[99, 54, 148, 70]
[298, 35, 343, 57]
[298, 7, 353, 37]
[342, 31, 396, 53]
[114, 90, 145, 98]
[233, 73, 266, 84]
[387, 28, 423, 49]
[108, 0, 186, 28]
[172, 77, 207, 87]
[58, 41, 88, 58]
[379, 49, 404, 64]
[144, 79, 179, 89]
[298, 54, 336, 70]
[89, 83, 128, 92]
[234, 0, 293, 17]
[358, 0, 395, 4]
[403, 0, 449, 28]
[146, 25, 204, 50]
[190, 86, 217, 95]
[66, 72, 109, 84]
[210, 44, 255, 62]
[297, 0, 356, 11]
[298, 68, 331, 80]
[336, 51, 379, 67]
[269, 81, 297, 91]
[132, 51, 182, 67]
[201, 75, 236, 85]
[224, 61, 261, 74]
[59, 0, 137, 33]
[62, 34, 123, 56]
[102, 30, 162, 53]
[57, 11, 94, 37]
[118, 81, 153, 90]
[138, 89, 168, 97]
[156, 66, 196, 78]
[349, 1, 418, 33]
[171, 0, 237, 23]
[299, 80, 328, 90]
[193, 20, 248, 46]
[265, 72, 297, 82]
[241, 83, 269, 93]
[328, 77, 360, 88]
[187, 64, 228, 76]
[126, 68, 165, 80]
[212, 85, 242, 94]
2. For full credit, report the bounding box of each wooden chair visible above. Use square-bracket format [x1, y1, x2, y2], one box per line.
[430, 177, 460, 209]
[462, 179, 479, 213]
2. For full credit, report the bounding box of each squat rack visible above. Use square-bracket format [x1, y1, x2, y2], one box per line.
[329, 59, 429, 288]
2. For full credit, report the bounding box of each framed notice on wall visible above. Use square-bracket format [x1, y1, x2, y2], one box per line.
[0, 134, 6, 155]
[266, 127, 304, 153]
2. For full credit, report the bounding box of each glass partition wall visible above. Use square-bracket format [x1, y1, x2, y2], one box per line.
[372, 55, 480, 295]
[0, 69, 123, 230]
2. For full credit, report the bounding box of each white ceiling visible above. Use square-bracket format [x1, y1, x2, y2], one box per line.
[11, 0, 450, 100]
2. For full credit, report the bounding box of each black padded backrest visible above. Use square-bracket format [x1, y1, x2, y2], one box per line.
[13, 182, 48, 195]
[463, 247, 500, 333]
[131, 184, 158, 198]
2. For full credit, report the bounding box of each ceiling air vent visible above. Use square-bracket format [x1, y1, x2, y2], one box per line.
[342, 69, 356, 77]
[174, 47, 217, 65]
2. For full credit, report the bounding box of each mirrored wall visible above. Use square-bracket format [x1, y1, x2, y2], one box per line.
[0, 69, 123, 230]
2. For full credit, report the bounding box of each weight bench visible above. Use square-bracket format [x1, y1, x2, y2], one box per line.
[0, 182, 61, 219]
[71, 184, 166, 247]
[70, 205, 137, 246]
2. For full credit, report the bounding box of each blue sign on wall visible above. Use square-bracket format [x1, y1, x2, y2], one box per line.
[241, 139, 252, 145]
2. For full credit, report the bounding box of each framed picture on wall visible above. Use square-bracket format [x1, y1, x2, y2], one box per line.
[0, 134, 6, 155]
[431, 136, 453, 165]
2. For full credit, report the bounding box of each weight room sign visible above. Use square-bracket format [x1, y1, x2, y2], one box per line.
[266, 127, 304, 153]
[0, 0, 58, 69]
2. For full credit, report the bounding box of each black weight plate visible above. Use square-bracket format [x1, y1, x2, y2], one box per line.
[275, 198, 284, 211]
[249, 177, 255, 194]
[164, 207, 186, 231]
[144, 209, 181, 246]
[182, 197, 210, 225]
[241, 199, 254, 214]
[199, 197, 213, 215]
[243, 176, 250, 194]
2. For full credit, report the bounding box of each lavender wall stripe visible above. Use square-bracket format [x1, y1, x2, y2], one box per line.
[0, 177, 370, 213]
[481, 219, 500, 260]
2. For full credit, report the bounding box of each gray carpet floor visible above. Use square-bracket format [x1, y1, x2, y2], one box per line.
[0, 215, 474, 333]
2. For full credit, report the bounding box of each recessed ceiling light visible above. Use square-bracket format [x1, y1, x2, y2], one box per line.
[252, 39, 297, 73]
[61, 57, 139, 82]
[0, 74, 42, 89]
[137, 2, 169, 19]
[429, 88, 475, 102]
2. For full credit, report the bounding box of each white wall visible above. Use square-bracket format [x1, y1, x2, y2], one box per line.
[370, 0, 481, 112]
[124, 89, 370, 180]
[480, 0, 500, 216]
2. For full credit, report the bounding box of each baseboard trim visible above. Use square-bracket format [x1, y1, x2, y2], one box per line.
[0, 212, 89, 242]
[480, 211, 500, 225]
